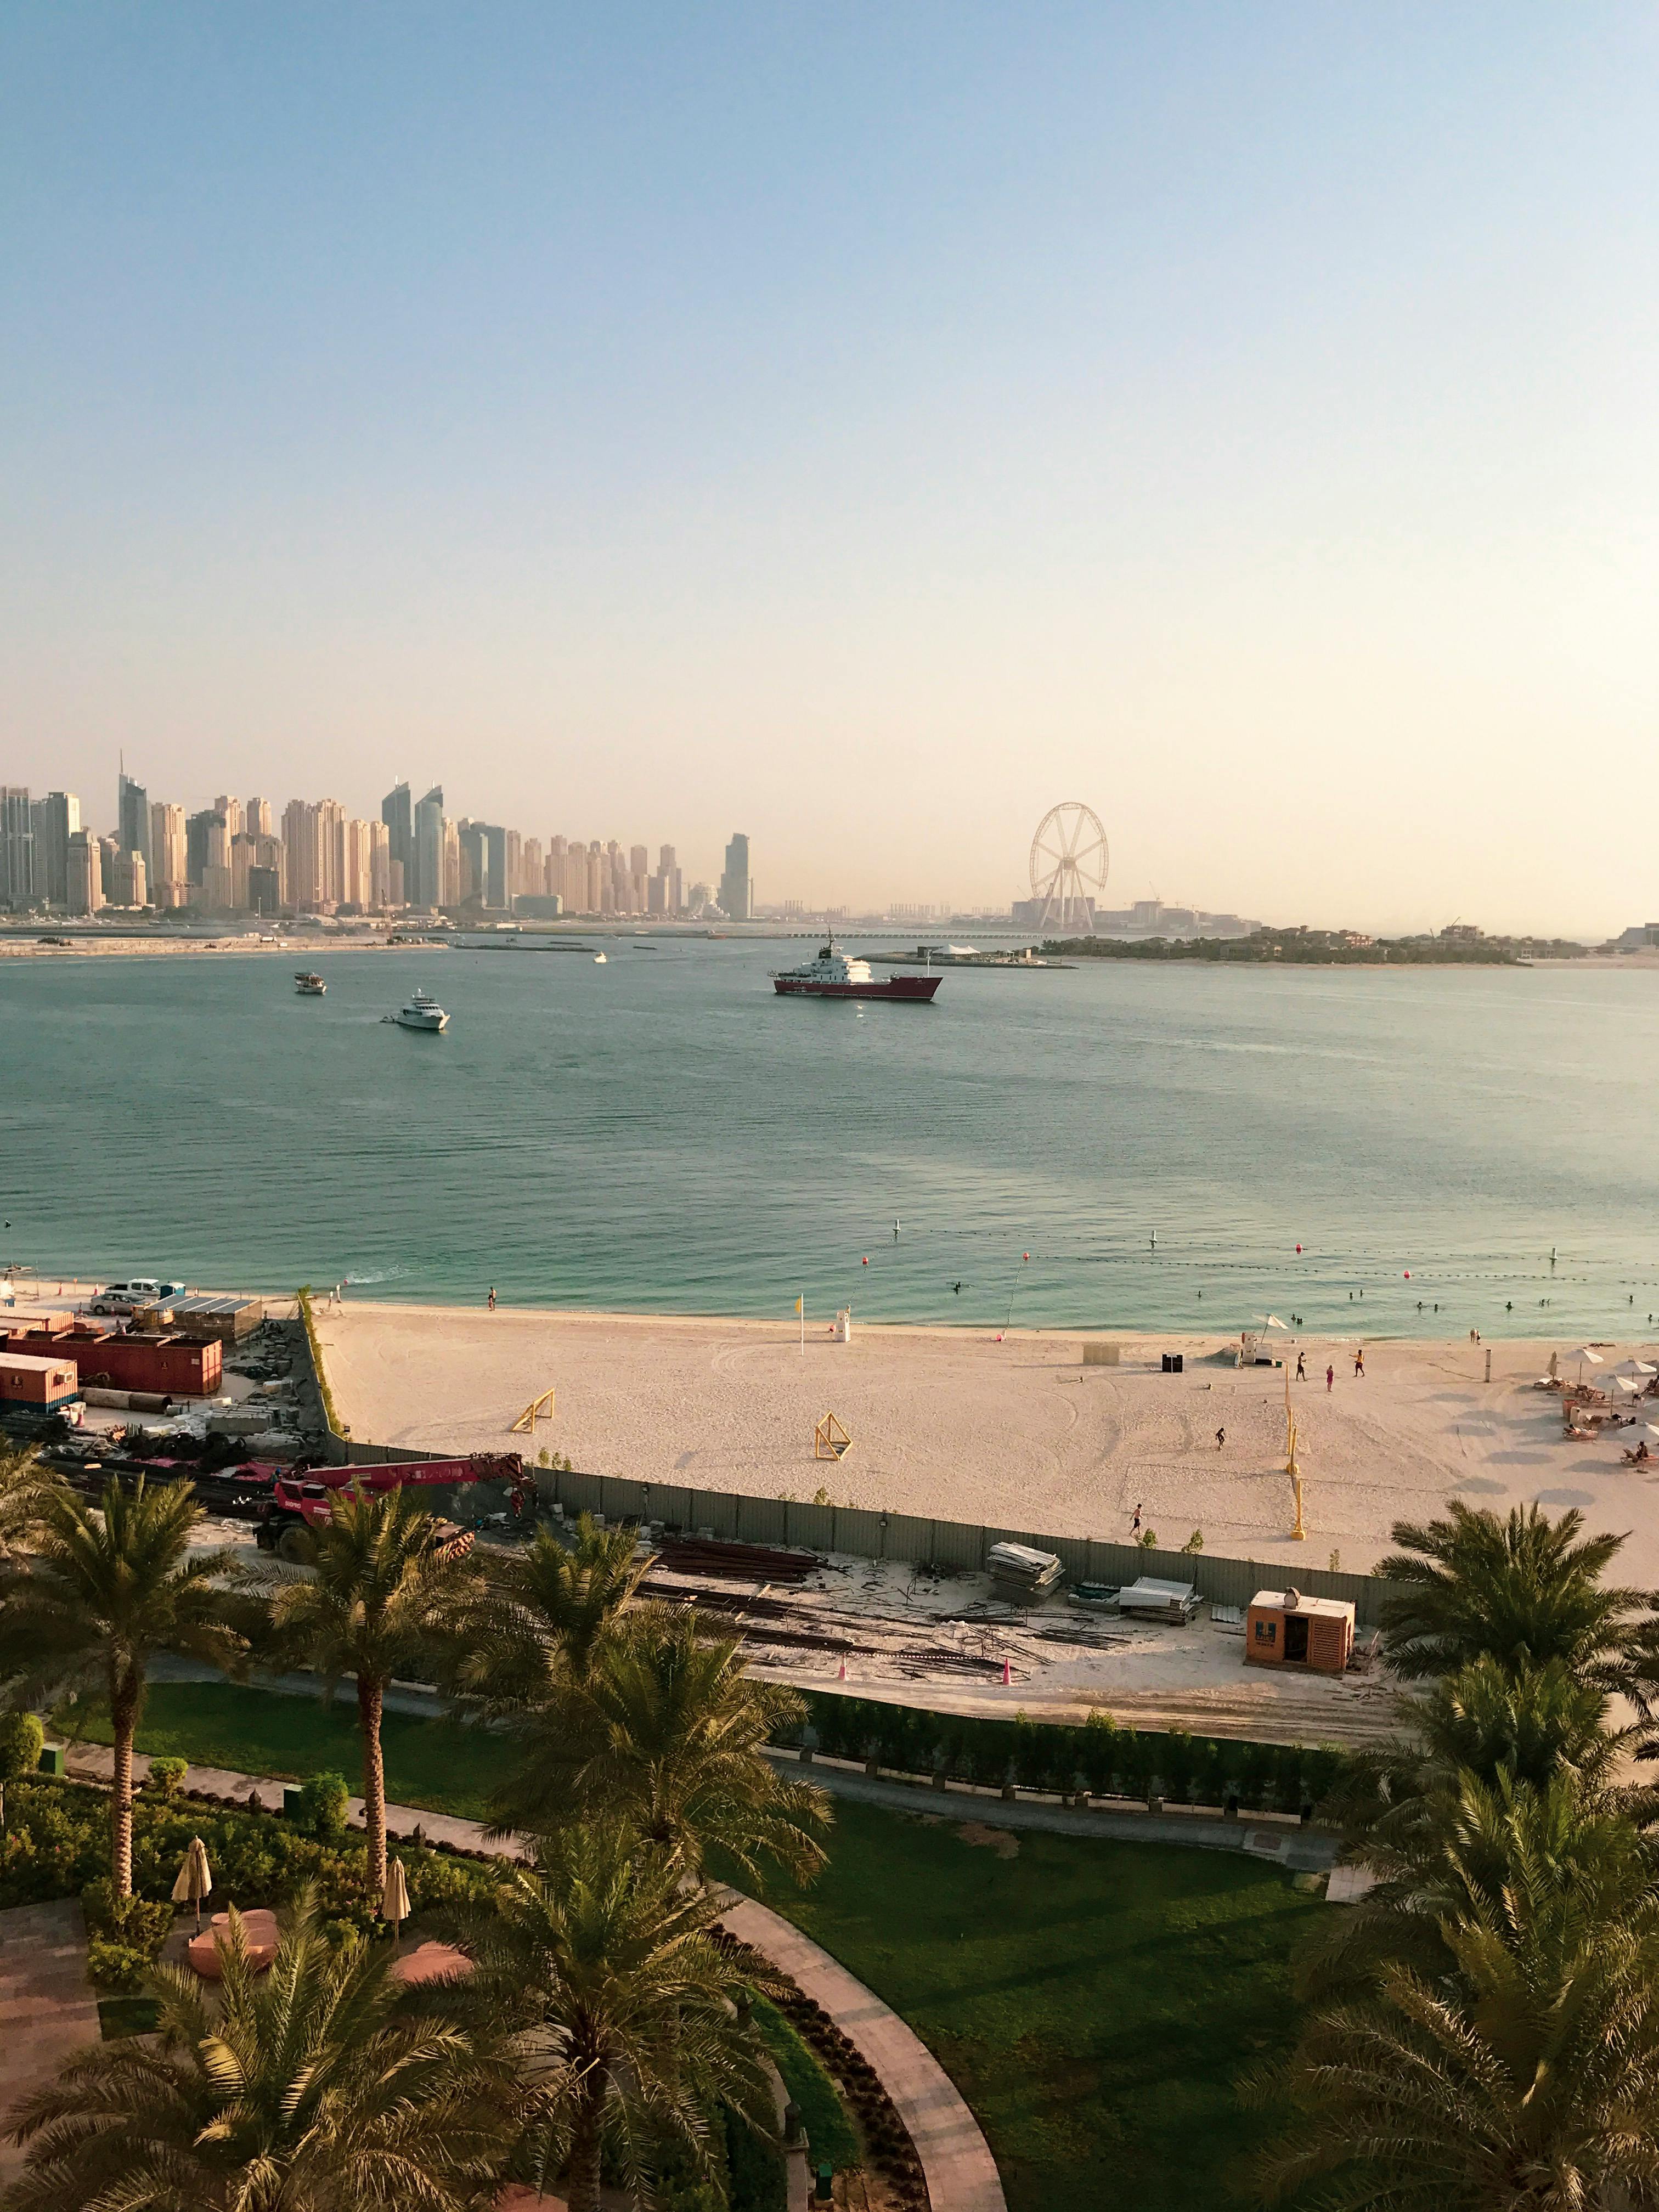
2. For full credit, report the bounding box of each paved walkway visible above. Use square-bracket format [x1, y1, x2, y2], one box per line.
[0, 1900, 102, 2185]
[61, 1743, 1001, 2210]
[720, 1889, 1005, 2212]
[781, 1750, 1341, 1872]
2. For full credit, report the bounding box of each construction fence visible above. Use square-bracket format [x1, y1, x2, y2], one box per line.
[338, 1438, 1400, 1628]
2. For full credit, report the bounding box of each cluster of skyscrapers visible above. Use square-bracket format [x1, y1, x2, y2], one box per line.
[0, 766, 756, 924]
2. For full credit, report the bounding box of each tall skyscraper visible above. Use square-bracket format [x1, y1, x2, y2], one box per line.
[200, 816, 234, 910]
[214, 795, 245, 840]
[103, 838, 147, 907]
[0, 788, 35, 905]
[244, 797, 273, 838]
[381, 781, 412, 884]
[66, 827, 103, 914]
[368, 819, 392, 908]
[32, 791, 79, 906]
[117, 769, 150, 883]
[719, 833, 753, 922]
[149, 802, 186, 907]
[314, 799, 345, 905]
[483, 824, 507, 910]
[442, 817, 460, 906]
[281, 799, 319, 908]
[185, 808, 225, 887]
[412, 786, 444, 909]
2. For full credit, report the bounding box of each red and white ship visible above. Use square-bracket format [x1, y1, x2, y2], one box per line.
[771, 940, 941, 1002]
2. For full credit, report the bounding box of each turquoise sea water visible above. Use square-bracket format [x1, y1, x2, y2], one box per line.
[3, 943, 1656, 1340]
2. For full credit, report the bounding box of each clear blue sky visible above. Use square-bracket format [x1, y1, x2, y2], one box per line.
[4, 4, 1657, 929]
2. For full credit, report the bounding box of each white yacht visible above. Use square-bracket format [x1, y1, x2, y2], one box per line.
[393, 988, 449, 1032]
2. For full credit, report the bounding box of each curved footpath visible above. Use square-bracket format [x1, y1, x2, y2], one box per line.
[61, 1741, 1006, 2212]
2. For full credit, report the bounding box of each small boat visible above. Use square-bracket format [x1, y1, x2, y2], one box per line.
[392, 988, 449, 1032]
[593, 952, 607, 964]
[294, 972, 326, 996]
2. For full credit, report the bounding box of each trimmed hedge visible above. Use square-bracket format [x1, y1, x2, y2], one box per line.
[791, 1692, 1347, 1815]
[0, 1777, 503, 1934]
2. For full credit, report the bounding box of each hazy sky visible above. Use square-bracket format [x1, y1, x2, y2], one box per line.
[4, 5, 1657, 932]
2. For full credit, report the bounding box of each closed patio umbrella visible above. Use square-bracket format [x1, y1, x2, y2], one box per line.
[172, 1836, 213, 1933]
[381, 1857, 410, 1947]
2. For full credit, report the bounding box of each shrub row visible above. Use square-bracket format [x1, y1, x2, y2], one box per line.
[789, 1692, 1348, 1815]
[0, 1776, 504, 1957]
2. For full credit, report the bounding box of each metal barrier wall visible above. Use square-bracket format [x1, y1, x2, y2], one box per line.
[338, 1449, 1399, 1628]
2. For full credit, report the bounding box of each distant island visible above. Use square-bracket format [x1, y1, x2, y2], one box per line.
[1041, 925, 1589, 966]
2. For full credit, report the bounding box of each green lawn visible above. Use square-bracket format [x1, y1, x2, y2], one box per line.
[73, 1681, 1316, 2206]
[743, 1802, 1320, 2212]
[65, 1681, 508, 1823]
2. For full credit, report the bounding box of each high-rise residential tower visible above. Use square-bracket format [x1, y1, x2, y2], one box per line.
[0, 788, 35, 905]
[117, 769, 151, 884]
[412, 786, 444, 909]
[31, 791, 79, 906]
[148, 802, 185, 906]
[381, 782, 412, 885]
[719, 833, 753, 921]
[66, 827, 103, 914]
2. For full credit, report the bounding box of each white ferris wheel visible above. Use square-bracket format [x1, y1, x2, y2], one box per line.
[1030, 802, 1110, 934]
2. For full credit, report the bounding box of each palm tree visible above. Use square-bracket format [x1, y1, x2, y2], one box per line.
[0, 1439, 62, 1558]
[1376, 1499, 1652, 1688]
[0, 1477, 245, 1896]
[1323, 1654, 1637, 1852]
[445, 1513, 651, 1714]
[1300, 1754, 1645, 2011]
[264, 1482, 478, 1888]
[462, 1822, 778, 2212]
[491, 1611, 830, 1886]
[1249, 1793, 1659, 2208]
[3, 1892, 516, 2211]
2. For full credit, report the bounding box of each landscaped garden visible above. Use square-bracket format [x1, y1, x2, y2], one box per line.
[42, 1675, 1329, 2211]
[7, 1432, 1659, 2210]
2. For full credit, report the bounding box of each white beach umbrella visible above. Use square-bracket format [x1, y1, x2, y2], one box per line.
[172, 1836, 213, 1932]
[1576, 1347, 1604, 1384]
[381, 1858, 410, 1948]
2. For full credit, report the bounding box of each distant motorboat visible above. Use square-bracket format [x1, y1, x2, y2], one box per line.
[294, 971, 326, 996]
[391, 988, 449, 1031]
[593, 952, 607, 963]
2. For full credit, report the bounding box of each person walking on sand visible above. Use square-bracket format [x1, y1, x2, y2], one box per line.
[1132, 1502, 1143, 1534]
[1296, 1352, 1306, 1382]
[1353, 1347, 1364, 1378]
[487, 1285, 496, 1311]
[1326, 1363, 1334, 1392]
[1216, 1426, 1226, 1449]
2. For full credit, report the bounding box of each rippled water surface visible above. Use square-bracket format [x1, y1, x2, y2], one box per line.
[4, 944, 1656, 1338]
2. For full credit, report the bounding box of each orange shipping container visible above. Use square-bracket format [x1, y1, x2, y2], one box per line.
[0, 1353, 80, 1408]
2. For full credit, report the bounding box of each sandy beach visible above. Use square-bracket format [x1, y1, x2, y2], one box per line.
[313, 1300, 1659, 1581]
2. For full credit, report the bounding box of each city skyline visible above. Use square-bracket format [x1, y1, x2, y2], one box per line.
[5, 10, 1659, 934]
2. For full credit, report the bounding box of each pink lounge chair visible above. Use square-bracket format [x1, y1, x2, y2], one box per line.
[392, 1940, 472, 1985]
[188, 1908, 280, 1979]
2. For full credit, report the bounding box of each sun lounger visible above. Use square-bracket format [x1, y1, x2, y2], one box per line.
[188, 1907, 279, 1979]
